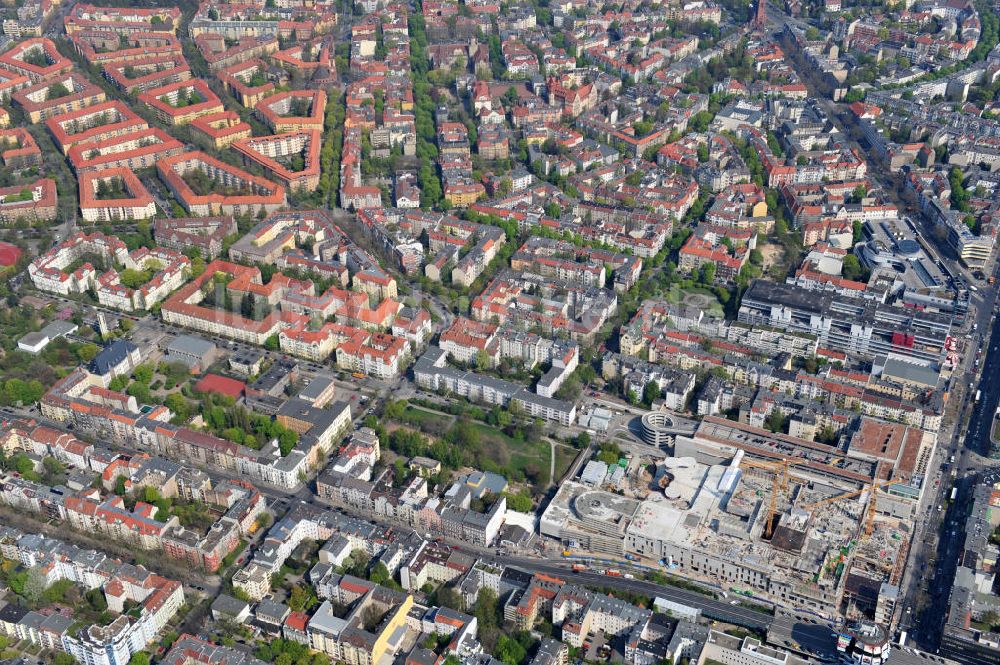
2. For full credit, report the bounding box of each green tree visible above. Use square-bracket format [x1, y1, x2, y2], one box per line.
[41, 578, 75, 604]
[449, 419, 481, 448]
[369, 562, 392, 586]
[474, 588, 499, 628]
[437, 585, 464, 611]
[6, 570, 28, 596]
[596, 442, 621, 465]
[765, 409, 786, 434]
[495, 635, 527, 665]
[842, 253, 864, 281]
[503, 491, 533, 512]
[119, 269, 152, 289]
[47, 82, 71, 100]
[816, 424, 837, 444]
[766, 132, 783, 157]
[20, 566, 48, 604]
[278, 429, 298, 456]
[128, 653, 151, 665]
[141, 486, 162, 504]
[844, 88, 865, 103]
[3, 378, 45, 404]
[632, 120, 654, 137]
[86, 588, 108, 611]
[127, 381, 152, 405]
[949, 167, 971, 213]
[642, 381, 661, 406]
[288, 584, 317, 612]
[10, 453, 39, 480]
[164, 393, 191, 421]
[76, 343, 100, 363]
[384, 399, 406, 420]
[133, 364, 154, 385]
[42, 456, 65, 479]
[502, 86, 519, 107]
[699, 262, 716, 284]
[346, 549, 371, 578]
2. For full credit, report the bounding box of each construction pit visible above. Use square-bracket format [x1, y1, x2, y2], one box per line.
[541, 450, 916, 620]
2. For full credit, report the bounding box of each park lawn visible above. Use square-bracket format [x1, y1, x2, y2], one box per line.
[468, 421, 550, 480]
[395, 405, 573, 486]
[402, 405, 454, 428]
[665, 284, 684, 303]
[664, 285, 724, 318]
[683, 286, 726, 318]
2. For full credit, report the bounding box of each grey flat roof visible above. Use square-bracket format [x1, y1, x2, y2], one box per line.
[276, 398, 350, 431]
[255, 598, 289, 621]
[299, 375, 336, 401]
[514, 388, 575, 413]
[231, 348, 264, 363]
[882, 356, 939, 387]
[39, 320, 78, 338]
[18, 331, 48, 347]
[167, 334, 216, 356]
[211, 593, 249, 616]
[308, 600, 349, 636]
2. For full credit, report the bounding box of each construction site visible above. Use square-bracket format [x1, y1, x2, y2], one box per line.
[541, 445, 918, 622]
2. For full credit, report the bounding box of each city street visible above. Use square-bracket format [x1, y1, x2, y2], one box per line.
[769, 2, 1000, 654]
[916, 315, 1000, 657]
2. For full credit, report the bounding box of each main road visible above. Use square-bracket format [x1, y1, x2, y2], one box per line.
[915, 285, 1000, 654]
[768, 0, 1000, 651]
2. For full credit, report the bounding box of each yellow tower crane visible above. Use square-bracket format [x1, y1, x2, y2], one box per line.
[800, 477, 895, 540]
[740, 458, 810, 539]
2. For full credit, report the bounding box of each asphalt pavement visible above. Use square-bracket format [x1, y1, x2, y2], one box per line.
[904, 259, 1000, 654]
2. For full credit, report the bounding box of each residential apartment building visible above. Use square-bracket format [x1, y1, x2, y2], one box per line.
[738, 279, 953, 362]
[13, 72, 106, 123]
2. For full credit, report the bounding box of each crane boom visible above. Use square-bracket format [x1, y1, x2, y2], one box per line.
[800, 478, 894, 511]
[739, 458, 808, 539]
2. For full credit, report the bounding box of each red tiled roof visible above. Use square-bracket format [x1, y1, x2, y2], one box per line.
[284, 611, 308, 632]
